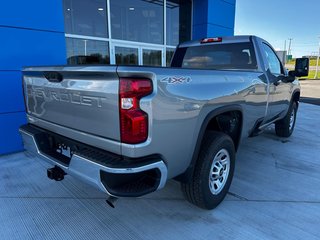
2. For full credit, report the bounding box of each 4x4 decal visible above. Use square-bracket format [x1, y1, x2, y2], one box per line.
[161, 76, 192, 84]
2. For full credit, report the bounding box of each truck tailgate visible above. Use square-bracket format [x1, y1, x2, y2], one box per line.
[23, 66, 120, 141]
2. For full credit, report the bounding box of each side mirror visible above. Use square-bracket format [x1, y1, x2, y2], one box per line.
[286, 70, 296, 82]
[294, 57, 309, 77]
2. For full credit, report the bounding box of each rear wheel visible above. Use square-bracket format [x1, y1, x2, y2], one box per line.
[181, 131, 235, 210]
[275, 101, 297, 137]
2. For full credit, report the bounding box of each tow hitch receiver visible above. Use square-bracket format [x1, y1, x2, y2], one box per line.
[47, 166, 66, 181]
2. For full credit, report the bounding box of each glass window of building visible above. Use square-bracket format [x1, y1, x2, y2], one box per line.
[64, 0, 108, 38]
[166, 0, 192, 46]
[166, 48, 175, 66]
[143, 49, 162, 66]
[110, 0, 164, 44]
[62, 0, 192, 66]
[115, 47, 139, 65]
[66, 38, 110, 65]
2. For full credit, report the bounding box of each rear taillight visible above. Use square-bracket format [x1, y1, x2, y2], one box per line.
[119, 78, 153, 144]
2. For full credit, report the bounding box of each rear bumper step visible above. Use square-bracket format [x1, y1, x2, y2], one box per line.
[19, 124, 167, 197]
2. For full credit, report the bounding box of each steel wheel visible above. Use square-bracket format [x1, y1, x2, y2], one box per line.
[289, 109, 295, 130]
[275, 101, 298, 137]
[209, 149, 230, 195]
[181, 131, 235, 210]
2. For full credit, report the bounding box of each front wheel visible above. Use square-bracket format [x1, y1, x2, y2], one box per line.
[181, 131, 235, 210]
[275, 101, 298, 137]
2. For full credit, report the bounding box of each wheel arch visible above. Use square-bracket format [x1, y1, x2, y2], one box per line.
[292, 89, 300, 105]
[175, 104, 243, 183]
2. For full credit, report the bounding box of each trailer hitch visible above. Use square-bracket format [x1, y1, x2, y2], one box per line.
[47, 166, 66, 181]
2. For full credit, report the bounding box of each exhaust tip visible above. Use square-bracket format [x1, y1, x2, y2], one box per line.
[106, 196, 118, 208]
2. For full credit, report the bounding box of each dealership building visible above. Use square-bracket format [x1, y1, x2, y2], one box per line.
[0, 0, 236, 155]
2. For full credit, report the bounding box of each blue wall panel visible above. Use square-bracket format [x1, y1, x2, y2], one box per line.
[0, 112, 26, 155]
[192, 0, 209, 26]
[192, 0, 209, 38]
[192, 24, 208, 41]
[221, 0, 236, 6]
[0, 27, 66, 71]
[207, 0, 236, 31]
[206, 24, 235, 38]
[0, 71, 25, 113]
[0, 1, 66, 155]
[193, 0, 236, 39]
[0, 0, 64, 32]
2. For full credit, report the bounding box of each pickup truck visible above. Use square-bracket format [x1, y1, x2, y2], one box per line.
[19, 36, 309, 210]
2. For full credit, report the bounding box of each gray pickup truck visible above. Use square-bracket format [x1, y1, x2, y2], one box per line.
[19, 36, 309, 210]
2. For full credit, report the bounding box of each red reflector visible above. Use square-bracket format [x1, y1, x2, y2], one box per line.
[120, 110, 148, 144]
[119, 78, 153, 144]
[201, 37, 222, 44]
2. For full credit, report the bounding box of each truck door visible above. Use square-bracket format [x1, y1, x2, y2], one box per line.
[261, 43, 291, 120]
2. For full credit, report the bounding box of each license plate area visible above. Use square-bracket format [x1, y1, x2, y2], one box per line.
[56, 143, 72, 158]
[27, 124, 124, 167]
[34, 132, 75, 166]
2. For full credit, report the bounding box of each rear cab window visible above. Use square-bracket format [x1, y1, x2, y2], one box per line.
[171, 42, 258, 71]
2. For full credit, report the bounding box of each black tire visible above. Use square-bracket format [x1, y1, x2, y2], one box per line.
[275, 101, 298, 137]
[181, 131, 235, 210]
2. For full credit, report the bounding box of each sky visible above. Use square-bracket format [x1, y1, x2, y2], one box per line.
[235, 0, 320, 57]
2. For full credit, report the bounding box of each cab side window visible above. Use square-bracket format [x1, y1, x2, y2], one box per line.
[262, 43, 283, 75]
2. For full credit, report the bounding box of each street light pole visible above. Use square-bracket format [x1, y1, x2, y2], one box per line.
[315, 37, 320, 79]
[284, 40, 287, 52]
[284, 40, 287, 63]
[288, 38, 293, 56]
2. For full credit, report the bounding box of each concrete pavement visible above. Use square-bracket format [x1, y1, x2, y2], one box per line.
[300, 80, 320, 105]
[0, 103, 320, 240]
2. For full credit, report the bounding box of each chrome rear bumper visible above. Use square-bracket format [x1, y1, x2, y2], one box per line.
[19, 124, 167, 197]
